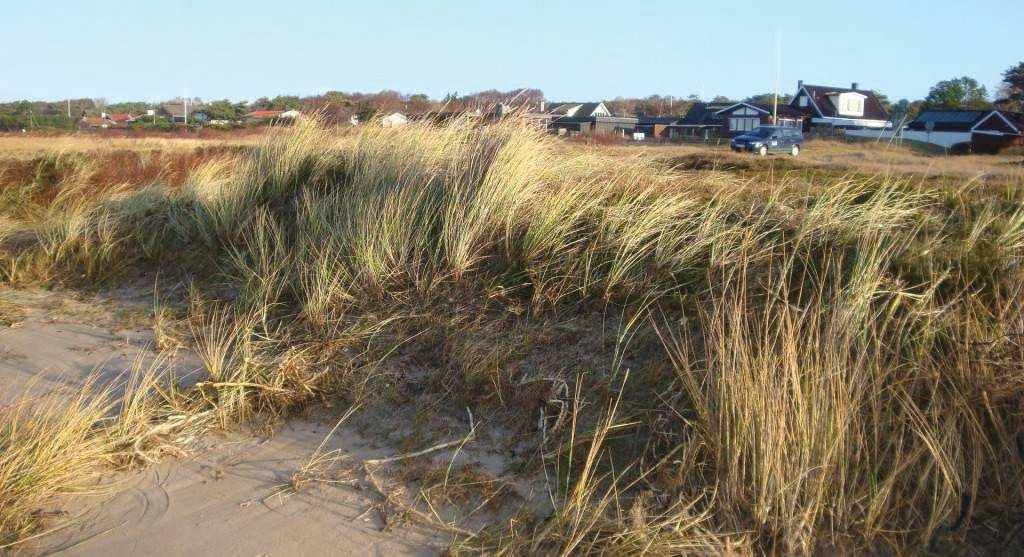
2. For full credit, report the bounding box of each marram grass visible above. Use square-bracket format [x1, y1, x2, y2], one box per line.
[0, 117, 1021, 553]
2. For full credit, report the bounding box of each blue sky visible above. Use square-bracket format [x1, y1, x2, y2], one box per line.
[1, 0, 1020, 104]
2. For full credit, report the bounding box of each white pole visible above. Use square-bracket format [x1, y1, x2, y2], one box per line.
[184, 97, 188, 126]
[772, 31, 781, 124]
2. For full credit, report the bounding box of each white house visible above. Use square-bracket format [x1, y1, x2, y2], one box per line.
[381, 112, 409, 128]
[790, 81, 891, 129]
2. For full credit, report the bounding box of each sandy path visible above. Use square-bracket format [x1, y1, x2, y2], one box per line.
[1, 287, 449, 556]
[0, 286, 201, 405]
[33, 422, 446, 556]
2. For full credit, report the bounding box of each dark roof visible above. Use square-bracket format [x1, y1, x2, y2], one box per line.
[637, 116, 680, 125]
[770, 104, 805, 119]
[792, 84, 889, 121]
[997, 110, 1024, 131]
[718, 102, 805, 118]
[545, 102, 605, 117]
[907, 110, 989, 132]
[160, 103, 204, 118]
[972, 110, 1024, 134]
[676, 103, 732, 126]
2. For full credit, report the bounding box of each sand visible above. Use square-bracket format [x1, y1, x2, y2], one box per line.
[0, 287, 454, 555]
[0, 286, 201, 405]
[33, 423, 447, 556]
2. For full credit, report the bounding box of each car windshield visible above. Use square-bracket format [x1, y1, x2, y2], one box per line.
[749, 127, 775, 138]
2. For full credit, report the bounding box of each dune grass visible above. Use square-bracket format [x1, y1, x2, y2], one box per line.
[0, 117, 1022, 553]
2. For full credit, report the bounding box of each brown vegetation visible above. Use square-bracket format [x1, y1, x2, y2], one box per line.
[0, 118, 1022, 553]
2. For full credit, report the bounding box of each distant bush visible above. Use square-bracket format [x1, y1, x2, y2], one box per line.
[129, 118, 173, 131]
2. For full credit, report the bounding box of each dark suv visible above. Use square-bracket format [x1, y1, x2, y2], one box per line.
[730, 126, 803, 156]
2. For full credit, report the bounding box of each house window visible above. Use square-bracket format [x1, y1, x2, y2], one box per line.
[729, 117, 759, 132]
[836, 93, 865, 117]
[799, 95, 808, 107]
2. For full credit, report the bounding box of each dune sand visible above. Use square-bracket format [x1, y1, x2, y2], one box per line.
[0, 287, 464, 555]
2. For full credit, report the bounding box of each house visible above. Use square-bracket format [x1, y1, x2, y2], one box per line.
[666, 101, 806, 140]
[529, 101, 638, 137]
[896, 110, 990, 148]
[106, 113, 136, 125]
[78, 115, 114, 129]
[847, 109, 1023, 153]
[790, 81, 890, 129]
[158, 102, 207, 124]
[158, 103, 187, 123]
[666, 102, 733, 140]
[635, 116, 679, 140]
[381, 112, 409, 128]
[970, 110, 1024, 153]
[279, 109, 301, 119]
[713, 102, 808, 136]
[245, 110, 285, 121]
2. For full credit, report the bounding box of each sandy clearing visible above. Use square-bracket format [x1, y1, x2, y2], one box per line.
[1, 286, 535, 556]
[31, 422, 447, 556]
[0, 286, 201, 406]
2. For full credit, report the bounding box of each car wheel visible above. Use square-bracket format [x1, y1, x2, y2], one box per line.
[759, 145, 768, 157]
[791, 145, 800, 157]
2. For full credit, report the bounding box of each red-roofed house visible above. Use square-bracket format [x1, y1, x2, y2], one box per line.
[106, 113, 136, 124]
[79, 115, 114, 129]
[245, 110, 285, 120]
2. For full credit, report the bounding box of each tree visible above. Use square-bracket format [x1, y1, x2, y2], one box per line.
[354, 99, 378, 122]
[250, 96, 273, 110]
[407, 93, 433, 115]
[888, 98, 923, 125]
[996, 61, 1024, 111]
[270, 95, 301, 110]
[923, 77, 990, 110]
[205, 99, 245, 120]
[743, 92, 792, 106]
[872, 91, 892, 114]
[105, 101, 151, 115]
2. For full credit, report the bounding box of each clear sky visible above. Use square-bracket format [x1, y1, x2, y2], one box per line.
[2, 0, 1020, 104]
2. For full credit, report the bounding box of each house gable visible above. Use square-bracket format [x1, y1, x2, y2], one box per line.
[545, 101, 613, 119]
[591, 102, 611, 117]
[971, 111, 1020, 134]
[790, 83, 889, 122]
[715, 102, 770, 116]
[791, 87, 825, 117]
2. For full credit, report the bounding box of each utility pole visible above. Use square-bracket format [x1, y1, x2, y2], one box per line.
[772, 31, 781, 125]
[184, 97, 188, 126]
[67, 99, 71, 119]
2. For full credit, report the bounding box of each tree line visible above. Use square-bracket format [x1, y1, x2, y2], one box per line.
[2, 61, 1021, 131]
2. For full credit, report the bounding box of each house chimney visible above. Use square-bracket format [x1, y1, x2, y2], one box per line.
[851, 82, 858, 91]
[797, 80, 803, 90]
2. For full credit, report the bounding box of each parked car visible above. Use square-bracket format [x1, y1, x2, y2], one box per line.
[731, 126, 802, 156]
